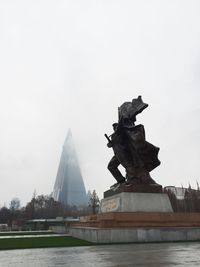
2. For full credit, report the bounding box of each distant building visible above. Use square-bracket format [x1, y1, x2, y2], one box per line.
[164, 186, 200, 200]
[164, 186, 186, 199]
[52, 130, 88, 206]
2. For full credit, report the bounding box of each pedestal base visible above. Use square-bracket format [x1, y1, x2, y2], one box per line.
[69, 189, 200, 243]
[100, 192, 173, 213]
[69, 226, 200, 243]
[69, 211, 200, 243]
[104, 184, 162, 198]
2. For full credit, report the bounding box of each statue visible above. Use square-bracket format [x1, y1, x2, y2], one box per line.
[105, 96, 160, 186]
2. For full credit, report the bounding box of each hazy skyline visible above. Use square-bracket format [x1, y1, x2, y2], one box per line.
[0, 1, 200, 206]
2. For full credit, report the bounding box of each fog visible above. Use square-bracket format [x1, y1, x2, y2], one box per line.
[0, 0, 200, 206]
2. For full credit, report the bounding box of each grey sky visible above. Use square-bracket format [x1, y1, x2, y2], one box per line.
[0, 0, 200, 206]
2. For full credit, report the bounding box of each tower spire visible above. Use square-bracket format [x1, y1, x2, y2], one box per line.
[52, 130, 87, 206]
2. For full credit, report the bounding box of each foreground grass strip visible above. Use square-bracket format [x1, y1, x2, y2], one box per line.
[0, 236, 92, 250]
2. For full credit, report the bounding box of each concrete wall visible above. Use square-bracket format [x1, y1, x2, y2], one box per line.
[49, 225, 68, 233]
[69, 227, 200, 243]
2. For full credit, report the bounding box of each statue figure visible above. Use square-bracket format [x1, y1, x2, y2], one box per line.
[105, 96, 160, 186]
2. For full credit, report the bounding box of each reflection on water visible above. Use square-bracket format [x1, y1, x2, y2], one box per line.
[0, 242, 200, 267]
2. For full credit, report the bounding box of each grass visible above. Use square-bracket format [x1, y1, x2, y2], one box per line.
[0, 236, 93, 250]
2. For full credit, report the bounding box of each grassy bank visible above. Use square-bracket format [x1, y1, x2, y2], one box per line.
[0, 236, 92, 250]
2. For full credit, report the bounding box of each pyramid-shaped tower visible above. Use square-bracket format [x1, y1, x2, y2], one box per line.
[52, 130, 88, 206]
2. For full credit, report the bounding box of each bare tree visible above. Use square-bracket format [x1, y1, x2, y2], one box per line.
[9, 198, 21, 211]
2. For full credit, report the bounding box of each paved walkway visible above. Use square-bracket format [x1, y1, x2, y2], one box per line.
[0, 242, 200, 266]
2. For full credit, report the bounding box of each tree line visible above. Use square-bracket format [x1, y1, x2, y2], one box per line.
[0, 190, 100, 228]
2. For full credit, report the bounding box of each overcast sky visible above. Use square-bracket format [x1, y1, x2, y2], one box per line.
[0, 0, 200, 207]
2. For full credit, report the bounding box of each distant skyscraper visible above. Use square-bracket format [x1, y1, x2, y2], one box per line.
[52, 130, 88, 206]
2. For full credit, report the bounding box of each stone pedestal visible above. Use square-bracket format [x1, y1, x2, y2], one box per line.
[100, 192, 173, 213]
[69, 185, 200, 243]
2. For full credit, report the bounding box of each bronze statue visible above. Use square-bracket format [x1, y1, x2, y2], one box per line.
[105, 96, 160, 186]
